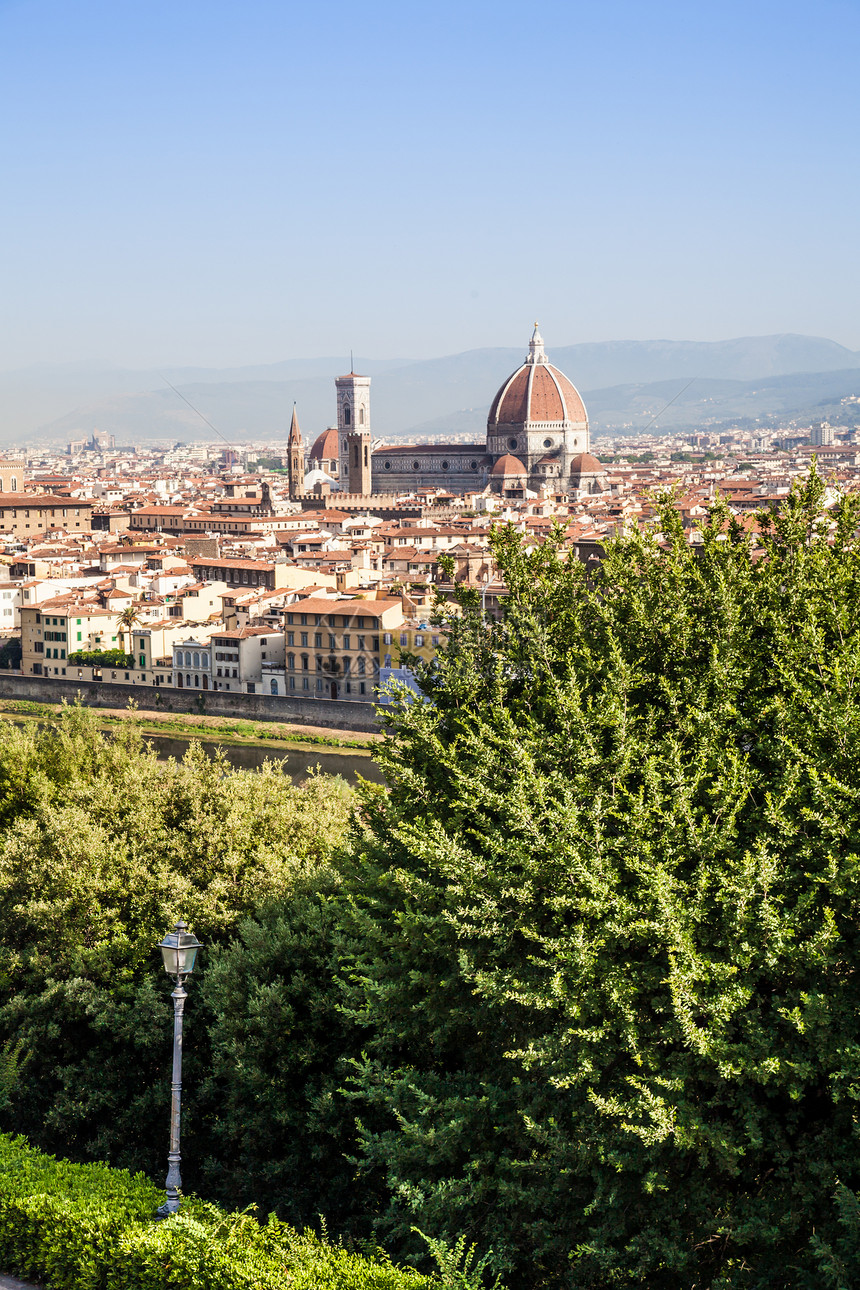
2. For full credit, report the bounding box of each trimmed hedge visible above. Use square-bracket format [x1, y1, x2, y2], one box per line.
[67, 649, 133, 667]
[0, 1135, 435, 1290]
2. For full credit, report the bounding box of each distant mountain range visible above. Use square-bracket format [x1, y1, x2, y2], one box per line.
[3, 333, 860, 449]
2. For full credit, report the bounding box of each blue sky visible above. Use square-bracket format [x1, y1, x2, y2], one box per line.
[0, 0, 857, 366]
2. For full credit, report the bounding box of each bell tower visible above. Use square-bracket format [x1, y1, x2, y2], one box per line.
[335, 368, 371, 488]
[346, 432, 372, 495]
[288, 403, 304, 501]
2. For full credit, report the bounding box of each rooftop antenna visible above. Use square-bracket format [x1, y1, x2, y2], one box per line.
[350, 348, 354, 373]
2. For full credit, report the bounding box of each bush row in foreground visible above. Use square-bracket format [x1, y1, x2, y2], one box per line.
[0, 1133, 444, 1290]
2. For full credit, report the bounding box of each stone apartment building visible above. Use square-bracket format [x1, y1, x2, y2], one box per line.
[171, 625, 285, 693]
[21, 597, 121, 676]
[282, 596, 405, 701]
[0, 496, 95, 535]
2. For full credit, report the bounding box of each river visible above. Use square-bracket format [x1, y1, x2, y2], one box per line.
[144, 732, 385, 784]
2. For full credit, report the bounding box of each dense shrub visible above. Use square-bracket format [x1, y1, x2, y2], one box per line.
[200, 885, 372, 1233]
[0, 1133, 436, 1290]
[67, 648, 133, 667]
[0, 703, 352, 1183]
[338, 472, 860, 1286]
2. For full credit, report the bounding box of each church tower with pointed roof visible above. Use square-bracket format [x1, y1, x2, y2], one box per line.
[288, 403, 304, 501]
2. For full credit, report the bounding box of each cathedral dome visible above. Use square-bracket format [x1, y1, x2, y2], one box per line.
[491, 453, 527, 476]
[309, 428, 339, 461]
[488, 325, 588, 430]
[568, 452, 603, 475]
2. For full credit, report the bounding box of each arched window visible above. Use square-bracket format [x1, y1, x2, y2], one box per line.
[193, 652, 200, 668]
[10, 477, 17, 492]
[343, 403, 351, 426]
[194, 674, 199, 688]
[359, 407, 365, 425]
[201, 653, 208, 668]
[186, 674, 191, 687]
[184, 651, 192, 666]
[270, 679, 278, 694]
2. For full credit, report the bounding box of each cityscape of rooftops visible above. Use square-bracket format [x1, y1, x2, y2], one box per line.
[0, 1, 858, 1287]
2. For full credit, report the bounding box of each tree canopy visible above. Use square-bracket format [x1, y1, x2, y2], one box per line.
[341, 468, 860, 1287]
[0, 704, 352, 1183]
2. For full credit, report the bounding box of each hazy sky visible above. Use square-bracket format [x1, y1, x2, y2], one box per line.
[0, 0, 857, 368]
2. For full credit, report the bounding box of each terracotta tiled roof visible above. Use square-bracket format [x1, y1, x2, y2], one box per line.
[569, 453, 605, 475]
[489, 362, 588, 428]
[491, 454, 527, 477]
[309, 429, 340, 461]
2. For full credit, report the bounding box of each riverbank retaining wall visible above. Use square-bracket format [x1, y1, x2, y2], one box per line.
[0, 674, 380, 732]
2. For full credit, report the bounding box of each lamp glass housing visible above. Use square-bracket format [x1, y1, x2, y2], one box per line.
[158, 922, 203, 977]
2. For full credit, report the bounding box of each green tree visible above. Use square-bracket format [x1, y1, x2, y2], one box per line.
[115, 604, 143, 654]
[341, 466, 860, 1287]
[0, 703, 352, 1184]
[199, 882, 373, 1233]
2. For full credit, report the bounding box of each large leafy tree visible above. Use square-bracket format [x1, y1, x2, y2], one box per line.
[342, 468, 860, 1287]
[0, 704, 352, 1183]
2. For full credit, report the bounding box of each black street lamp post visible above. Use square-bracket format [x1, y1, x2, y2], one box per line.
[155, 919, 203, 1220]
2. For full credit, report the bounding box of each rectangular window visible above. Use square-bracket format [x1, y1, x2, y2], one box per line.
[358, 635, 365, 650]
[314, 633, 322, 648]
[343, 634, 351, 650]
[415, 635, 424, 646]
[400, 634, 408, 646]
[300, 614, 307, 626]
[302, 677, 309, 690]
[359, 682, 366, 695]
[300, 632, 308, 647]
[287, 613, 294, 625]
[289, 676, 295, 690]
[328, 634, 336, 650]
[384, 632, 392, 645]
[432, 635, 439, 646]
[316, 678, 323, 691]
[77, 633, 82, 641]
[287, 632, 294, 646]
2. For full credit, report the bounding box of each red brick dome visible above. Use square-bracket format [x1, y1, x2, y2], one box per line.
[491, 453, 527, 476]
[568, 452, 604, 475]
[488, 327, 588, 429]
[309, 428, 339, 461]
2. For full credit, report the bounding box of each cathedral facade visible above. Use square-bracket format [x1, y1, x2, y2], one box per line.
[294, 326, 606, 499]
